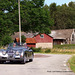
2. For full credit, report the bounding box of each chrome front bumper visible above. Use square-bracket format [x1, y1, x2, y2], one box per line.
[0, 53, 23, 61]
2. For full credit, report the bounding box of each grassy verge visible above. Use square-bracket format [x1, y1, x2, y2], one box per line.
[32, 47, 75, 54]
[32, 44, 75, 54]
[52, 44, 75, 54]
[68, 55, 75, 72]
[54, 44, 75, 49]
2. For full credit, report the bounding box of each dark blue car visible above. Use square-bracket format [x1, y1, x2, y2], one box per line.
[0, 43, 34, 64]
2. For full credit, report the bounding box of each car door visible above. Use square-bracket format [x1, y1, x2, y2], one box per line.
[28, 48, 33, 58]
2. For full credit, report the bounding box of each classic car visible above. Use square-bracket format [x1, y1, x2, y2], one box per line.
[0, 43, 34, 64]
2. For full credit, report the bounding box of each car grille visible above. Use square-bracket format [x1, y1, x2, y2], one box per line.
[8, 50, 14, 53]
[9, 55, 13, 58]
[8, 50, 15, 58]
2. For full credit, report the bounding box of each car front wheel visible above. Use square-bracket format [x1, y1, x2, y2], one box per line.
[0, 61, 5, 64]
[29, 54, 34, 62]
[22, 55, 27, 64]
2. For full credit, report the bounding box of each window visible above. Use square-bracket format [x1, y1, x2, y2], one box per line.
[40, 34, 44, 38]
[72, 34, 74, 41]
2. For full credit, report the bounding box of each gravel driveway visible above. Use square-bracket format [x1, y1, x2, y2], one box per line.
[0, 53, 75, 75]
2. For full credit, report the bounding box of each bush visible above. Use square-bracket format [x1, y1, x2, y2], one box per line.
[31, 47, 41, 52]
[45, 48, 51, 53]
[2, 35, 13, 46]
[21, 35, 26, 43]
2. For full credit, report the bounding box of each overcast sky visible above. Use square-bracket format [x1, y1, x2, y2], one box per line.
[44, 0, 75, 6]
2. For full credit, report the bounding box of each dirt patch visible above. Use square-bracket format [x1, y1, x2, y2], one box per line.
[34, 54, 50, 58]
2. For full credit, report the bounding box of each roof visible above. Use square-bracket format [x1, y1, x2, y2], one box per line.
[34, 33, 53, 43]
[11, 32, 38, 40]
[26, 38, 36, 43]
[49, 29, 74, 39]
[11, 29, 74, 40]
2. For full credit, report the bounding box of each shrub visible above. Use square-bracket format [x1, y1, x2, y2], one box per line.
[21, 35, 26, 43]
[31, 47, 41, 52]
[45, 48, 51, 53]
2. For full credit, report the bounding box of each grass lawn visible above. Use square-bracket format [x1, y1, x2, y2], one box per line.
[68, 55, 75, 72]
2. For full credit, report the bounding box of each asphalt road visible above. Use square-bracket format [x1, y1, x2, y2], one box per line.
[0, 53, 75, 75]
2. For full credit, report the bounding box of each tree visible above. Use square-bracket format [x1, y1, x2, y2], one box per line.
[49, 2, 75, 30]
[68, 1, 75, 8]
[49, 3, 57, 18]
[2, 35, 13, 46]
[49, 3, 57, 29]
[43, 4, 49, 10]
[0, 0, 54, 46]
[20, 0, 53, 34]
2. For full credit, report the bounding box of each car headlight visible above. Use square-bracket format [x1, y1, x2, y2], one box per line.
[2, 51, 6, 55]
[15, 51, 20, 55]
[21, 52, 23, 57]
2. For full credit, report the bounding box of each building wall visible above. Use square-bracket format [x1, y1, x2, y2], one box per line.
[53, 39, 66, 45]
[27, 43, 36, 48]
[70, 29, 75, 44]
[36, 43, 53, 49]
[34, 33, 53, 48]
[34, 33, 53, 43]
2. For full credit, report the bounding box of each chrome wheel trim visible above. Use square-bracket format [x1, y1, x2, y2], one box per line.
[23, 56, 26, 63]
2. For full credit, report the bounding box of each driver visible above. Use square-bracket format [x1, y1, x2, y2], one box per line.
[13, 43, 16, 47]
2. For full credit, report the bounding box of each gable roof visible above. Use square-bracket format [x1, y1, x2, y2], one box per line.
[34, 33, 53, 43]
[11, 32, 38, 40]
[49, 29, 74, 39]
[11, 29, 74, 40]
[33, 33, 53, 38]
[26, 38, 36, 43]
[11, 32, 52, 40]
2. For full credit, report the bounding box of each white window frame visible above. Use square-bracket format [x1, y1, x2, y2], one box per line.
[40, 34, 44, 38]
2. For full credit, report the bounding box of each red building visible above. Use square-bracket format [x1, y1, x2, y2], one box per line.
[26, 38, 36, 48]
[26, 33, 53, 49]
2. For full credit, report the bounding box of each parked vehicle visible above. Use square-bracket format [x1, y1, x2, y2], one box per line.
[0, 43, 34, 64]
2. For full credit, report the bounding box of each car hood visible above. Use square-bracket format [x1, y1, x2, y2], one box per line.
[7, 47, 26, 52]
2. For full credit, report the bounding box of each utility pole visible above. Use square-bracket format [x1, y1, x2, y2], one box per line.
[18, 0, 21, 45]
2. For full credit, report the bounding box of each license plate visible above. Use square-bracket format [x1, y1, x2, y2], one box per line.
[10, 56, 13, 58]
[9, 55, 13, 58]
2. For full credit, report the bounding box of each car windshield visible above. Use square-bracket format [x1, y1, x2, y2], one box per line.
[8, 43, 28, 48]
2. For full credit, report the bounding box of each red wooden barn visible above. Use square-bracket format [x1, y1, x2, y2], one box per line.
[26, 33, 53, 49]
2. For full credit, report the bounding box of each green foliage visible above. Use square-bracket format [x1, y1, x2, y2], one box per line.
[21, 0, 53, 34]
[1, 35, 13, 46]
[0, 41, 3, 47]
[0, 0, 53, 35]
[68, 1, 75, 8]
[32, 0, 45, 7]
[0, 0, 54, 46]
[49, 3, 57, 17]
[21, 35, 26, 43]
[53, 44, 75, 49]
[0, 0, 75, 46]
[31, 47, 41, 52]
[45, 49, 51, 53]
[48, 1, 75, 30]
[68, 56, 75, 72]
